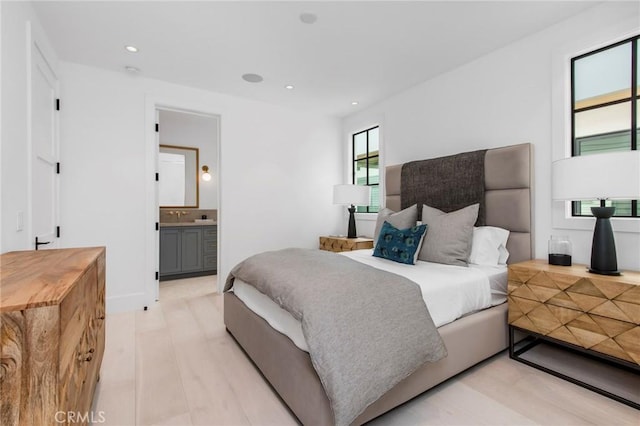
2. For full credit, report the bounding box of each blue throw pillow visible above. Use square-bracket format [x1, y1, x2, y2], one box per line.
[373, 221, 428, 265]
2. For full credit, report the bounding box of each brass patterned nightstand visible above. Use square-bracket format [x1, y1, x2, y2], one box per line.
[319, 236, 374, 253]
[508, 259, 640, 408]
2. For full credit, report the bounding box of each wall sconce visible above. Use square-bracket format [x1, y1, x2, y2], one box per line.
[201, 165, 212, 181]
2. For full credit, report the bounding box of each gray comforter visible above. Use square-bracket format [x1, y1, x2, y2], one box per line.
[224, 248, 447, 426]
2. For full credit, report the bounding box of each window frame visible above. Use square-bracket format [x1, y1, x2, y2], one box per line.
[351, 126, 380, 213]
[569, 34, 639, 219]
[551, 21, 640, 234]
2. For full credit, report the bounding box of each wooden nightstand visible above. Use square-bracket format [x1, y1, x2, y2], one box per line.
[319, 236, 374, 253]
[508, 259, 640, 408]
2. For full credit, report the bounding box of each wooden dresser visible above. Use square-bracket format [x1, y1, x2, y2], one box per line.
[1, 247, 106, 426]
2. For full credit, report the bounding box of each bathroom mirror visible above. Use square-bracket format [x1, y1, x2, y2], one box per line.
[159, 144, 199, 208]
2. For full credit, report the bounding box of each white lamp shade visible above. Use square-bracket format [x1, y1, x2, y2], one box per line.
[333, 184, 371, 206]
[552, 151, 640, 201]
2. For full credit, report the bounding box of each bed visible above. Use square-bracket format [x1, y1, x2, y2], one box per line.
[224, 143, 533, 425]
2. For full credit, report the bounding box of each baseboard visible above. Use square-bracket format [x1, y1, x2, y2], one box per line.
[105, 292, 149, 314]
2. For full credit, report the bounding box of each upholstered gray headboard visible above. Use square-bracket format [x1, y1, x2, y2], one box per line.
[385, 143, 533, 263]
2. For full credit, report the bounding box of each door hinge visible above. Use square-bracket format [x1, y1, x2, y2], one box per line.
[155, 123, 159, 132]
[56, 226, 60, 238]
[155, 172, 159, 181]
[155, 222, 159, 231]
[56, 162, 60, 174]
[56, 98, 60, 111]
[155, 271, 159, 280]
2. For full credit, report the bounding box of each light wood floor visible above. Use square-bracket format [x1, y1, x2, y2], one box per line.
[93, 276, 638, 426]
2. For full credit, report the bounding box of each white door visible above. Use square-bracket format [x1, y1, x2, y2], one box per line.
[155, 108, 160, 300]
[30, 41, 59, 250]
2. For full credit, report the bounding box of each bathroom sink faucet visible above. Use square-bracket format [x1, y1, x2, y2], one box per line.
[167, 211, 188, 221]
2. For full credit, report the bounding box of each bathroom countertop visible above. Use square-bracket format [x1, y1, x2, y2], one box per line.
[159, 221, 217, 227]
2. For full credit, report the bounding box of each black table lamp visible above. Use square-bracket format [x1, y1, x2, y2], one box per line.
[333, 184, 371, 238]
[552, 151, 640, 275]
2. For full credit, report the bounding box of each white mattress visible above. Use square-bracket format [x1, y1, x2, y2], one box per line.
[232, 249, 507, 352]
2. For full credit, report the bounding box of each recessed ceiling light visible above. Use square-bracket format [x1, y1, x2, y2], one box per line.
[351, 101, 359, 106]
[242, 73, 264, 83]
[300, 13, 318, 24]
[285, 84, 294, 90]
[125, 45, 138, 53]
[125, 66, 140, 73]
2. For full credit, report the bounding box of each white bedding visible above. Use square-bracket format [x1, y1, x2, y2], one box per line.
[232, 249, 507, 352]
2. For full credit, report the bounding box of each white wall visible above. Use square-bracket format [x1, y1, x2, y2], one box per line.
[1, 0, 3, 251]
[2, 1, 34, 252]
[1, 1, 58, 253]
[159, 109, 219, 209]
[58, 62, 342, 312]
[343, 2, 640, 271]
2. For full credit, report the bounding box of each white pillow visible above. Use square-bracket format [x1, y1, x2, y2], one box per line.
[498, 245, 510, 265]
[469, 226, 510, 266]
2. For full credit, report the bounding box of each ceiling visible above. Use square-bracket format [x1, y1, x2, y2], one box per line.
[32, 1, 600, 117]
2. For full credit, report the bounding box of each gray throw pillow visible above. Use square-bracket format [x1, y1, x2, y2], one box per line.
[373, 205, 418, 242]
[418, 203, 479, 266]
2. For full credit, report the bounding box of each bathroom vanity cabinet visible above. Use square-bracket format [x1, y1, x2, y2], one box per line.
[160, 224, 217, 280]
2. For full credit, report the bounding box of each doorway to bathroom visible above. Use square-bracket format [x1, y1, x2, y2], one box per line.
[154, 108, 220, 301]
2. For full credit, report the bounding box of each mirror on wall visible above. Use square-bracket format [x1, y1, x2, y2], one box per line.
[159, 144, 199, 208]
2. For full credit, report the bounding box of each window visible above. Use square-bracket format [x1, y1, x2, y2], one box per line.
[571, 35, 639, 218]
[352, 126, 379, 213]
